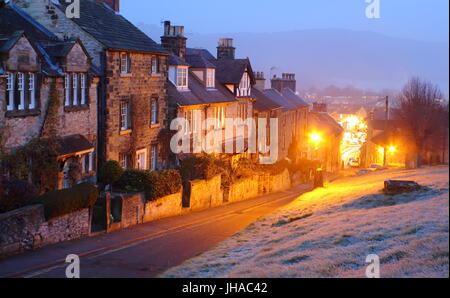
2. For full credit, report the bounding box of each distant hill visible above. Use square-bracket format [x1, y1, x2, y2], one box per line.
[138, 23, 449, 96]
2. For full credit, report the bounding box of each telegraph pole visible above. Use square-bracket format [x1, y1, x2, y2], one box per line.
[383, 96, 389, 167]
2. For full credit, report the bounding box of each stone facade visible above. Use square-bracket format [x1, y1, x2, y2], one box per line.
[0, 205, 90, 258]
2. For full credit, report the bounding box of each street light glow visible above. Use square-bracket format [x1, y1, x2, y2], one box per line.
[389, 146, 397, 153]
[310, 133, 322, 144]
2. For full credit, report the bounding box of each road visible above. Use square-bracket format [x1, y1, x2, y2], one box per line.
[0, 184, 311, 278]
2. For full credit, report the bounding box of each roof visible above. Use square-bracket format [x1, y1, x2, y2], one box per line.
[186, 54, 216, 69]
[308, 112, 344, 137]
[263, 89, 298, 111]
[168, 71, 235, 107]
[213, 58, 255, 85]
[57, 134, 94, 157]
[168, 55, 190, 66]
[280, 88, 310, 109]
[55, 0, 168, 54]
[251, 88, 282, 111]
[186, 48, 216, 60]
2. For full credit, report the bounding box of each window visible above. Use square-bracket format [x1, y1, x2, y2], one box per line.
[206, 69, 215, 88]
[120, 102, 130, 131]
[18, 73, 25, 110]
[29, 73, 36, 109]
[136, 149, 147, 170]
[176, 67, 188, 89]
[120, 52, 130, 74]
[239, 72, 251, 97]
[81, 151, 94, 174]
[65, 73, 88, 107]
[192, 110, 201, 134]
[151, 56, 160, 75]
[80, 73, 87, 105]
[150, 144, 157, 171]
[215, 106, 225, 129]
[6, 73, 14, 111]
[119, 153, 131, 169]
[150, 98, 159, 125]
[238, 103, 248, 120]
[73, 73, 78, 105]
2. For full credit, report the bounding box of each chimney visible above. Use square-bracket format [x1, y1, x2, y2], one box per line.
[254, 71, 266, 90]
[161, 21, 188, 59]
[312, 102, 327, 113]
[97, 0, 120, 12]
[271, 73, 296, 93]
[217, 38, 235, 60]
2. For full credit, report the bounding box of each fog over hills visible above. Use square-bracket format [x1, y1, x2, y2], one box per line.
[138, 23, 449, 97]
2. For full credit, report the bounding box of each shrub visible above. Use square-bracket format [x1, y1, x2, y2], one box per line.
[179, 155, 226, 182]
[0, 178, 37, 213]
[37, 182, 98, 220]
[98, 160, 124, 188]
[115, 169, 182, 201]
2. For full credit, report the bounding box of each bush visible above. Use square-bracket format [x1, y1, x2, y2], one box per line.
[179, 155, 226, 182]
[115, 169, 182, 201]
[98, 160, 123, 188]
[37, 183, 98, 220]
[0, 178, 38, 213]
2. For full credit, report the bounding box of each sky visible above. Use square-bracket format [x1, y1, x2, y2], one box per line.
[122, 0, 449, 43]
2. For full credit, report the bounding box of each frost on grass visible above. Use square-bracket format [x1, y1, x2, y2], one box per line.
[161, 167, 449, 278]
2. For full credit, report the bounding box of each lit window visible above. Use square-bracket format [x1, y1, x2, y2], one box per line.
[215, 106, 225, 129]
[150, 98, 159, 125]
[120, 102, 130, 131]
[136, 149, 147, 170]
[206, 69, 215, 88]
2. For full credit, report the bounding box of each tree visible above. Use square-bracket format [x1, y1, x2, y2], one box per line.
[98, 161, 123, 190]
[396, 77, 448, 167]
[0, 0, 6, 10]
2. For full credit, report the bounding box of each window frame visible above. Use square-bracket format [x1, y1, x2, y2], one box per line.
[120, 52, 130, 74]
[150, 144, 158, 171]
[206, 68, 215, 88]
[151, 56, 160, 75]
[176, 67, 188, 89]
[136, 148, 148, 170]
[6, 72, 15, 111]
[120, 101, 130, 131]
[17, 73, 25, 110]
[150, 98, 159, 125]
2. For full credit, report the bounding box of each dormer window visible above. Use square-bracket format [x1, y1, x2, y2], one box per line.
[120, 52, 130, 74]
[206, 69, 215, 89]
[169, 66, 189, 90]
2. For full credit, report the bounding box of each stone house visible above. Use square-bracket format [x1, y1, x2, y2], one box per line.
[252, 72, 310, 162]
[12, 0, 171, 171]
[0, 5, 99, 189]
[162, 21, 256, 165]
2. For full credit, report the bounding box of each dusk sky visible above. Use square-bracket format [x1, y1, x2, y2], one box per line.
[122, 0, 449, 43]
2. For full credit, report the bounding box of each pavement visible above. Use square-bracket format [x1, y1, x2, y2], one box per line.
[0, 183, 312, 278]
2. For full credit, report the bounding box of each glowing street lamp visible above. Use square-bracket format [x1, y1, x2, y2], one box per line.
[309, 133, 323, 146]
[388, 146, 397, 153]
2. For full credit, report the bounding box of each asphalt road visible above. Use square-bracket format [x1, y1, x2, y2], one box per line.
[0, 184, 311, 278]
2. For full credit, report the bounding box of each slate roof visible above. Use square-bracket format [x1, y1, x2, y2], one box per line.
[308, 112, 344, 137]
[168, 55, 190, 66]
[57, 134, 94, 157]
[263, 89, 297, 111]
[251, 88, 282, 111]
[213, 58, 254, 85]
[168, 71, 235, 107]
[186, 48, 216, 61]
[280, 88, 310, 109]
[186, 54, 216, 69]
[55, 0, 169, 54]
[0, 5, 97, 76]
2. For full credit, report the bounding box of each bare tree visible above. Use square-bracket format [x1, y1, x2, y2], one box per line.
[396, 77, 448, 167]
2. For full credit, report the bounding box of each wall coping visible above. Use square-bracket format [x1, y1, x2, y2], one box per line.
[0, 204, 44, 222]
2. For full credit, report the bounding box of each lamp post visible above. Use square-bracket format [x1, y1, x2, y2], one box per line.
[309, 132, 324, 188]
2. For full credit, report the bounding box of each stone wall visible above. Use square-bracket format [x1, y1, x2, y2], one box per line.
[189, 175, 223, 211]
[144, 192, 182, 222]
[0, 205, 90, 258]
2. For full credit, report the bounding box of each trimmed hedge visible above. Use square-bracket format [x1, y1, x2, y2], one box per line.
[180, 155, 227, 182]
[0, 178, 37, 214]
[37, 183, 98, 220]
[115, 169, 182, 201]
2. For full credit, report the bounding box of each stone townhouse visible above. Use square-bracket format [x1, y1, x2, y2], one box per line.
[12, 0, 170, 171]
[162, 21, 256, 165]
[252, 72, 310, 161]
[0, 5, 99, 189]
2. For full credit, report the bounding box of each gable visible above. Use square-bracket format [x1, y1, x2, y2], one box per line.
[6, 36, 40, 72]
[65, 42, 90, 72]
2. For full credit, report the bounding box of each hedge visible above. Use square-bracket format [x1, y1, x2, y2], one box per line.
[115, 169, 182, 201]
[179, 155, 226, 182]
[37, 182, 98, 220]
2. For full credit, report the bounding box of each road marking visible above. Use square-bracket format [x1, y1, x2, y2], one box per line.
[5, 186, 311, 278]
